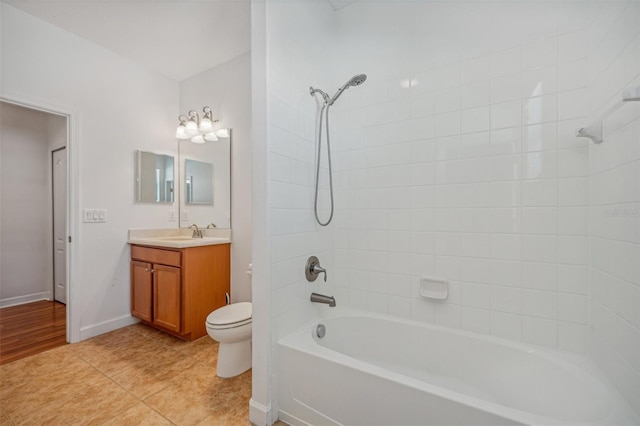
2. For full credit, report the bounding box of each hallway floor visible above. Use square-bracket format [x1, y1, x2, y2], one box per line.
[0, 323, 252, 425]
[0, 300, 67, 365]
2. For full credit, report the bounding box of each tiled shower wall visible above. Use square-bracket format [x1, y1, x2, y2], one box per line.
[587, 1, 640, 415]
[330, 23, 593, 351]
[266, 1, 338, 411]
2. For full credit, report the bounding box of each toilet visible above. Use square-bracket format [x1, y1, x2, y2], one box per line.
[205, 301, 252, 378]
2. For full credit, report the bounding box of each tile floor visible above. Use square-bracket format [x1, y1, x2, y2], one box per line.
[0, 323, 254, 425]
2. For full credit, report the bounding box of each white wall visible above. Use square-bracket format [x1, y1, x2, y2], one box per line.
[179, 52, 253, 303]
[1, 3, 179, 339]
[0, 102, 53, 305]
[587, 0, 640, 415]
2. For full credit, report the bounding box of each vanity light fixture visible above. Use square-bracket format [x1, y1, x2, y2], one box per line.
[175, 106, 228, 143]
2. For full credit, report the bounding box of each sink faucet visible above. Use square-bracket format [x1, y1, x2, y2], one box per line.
[188, 224, 203, 238]
[310, 292, 336, 307]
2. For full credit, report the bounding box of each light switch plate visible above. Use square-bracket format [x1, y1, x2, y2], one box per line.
[83, 209, 107, 223]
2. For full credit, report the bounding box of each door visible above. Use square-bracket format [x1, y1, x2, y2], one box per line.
[153, 264, 181, 333]
[131, 260, 153, 322]
[52, 148, 67, 304]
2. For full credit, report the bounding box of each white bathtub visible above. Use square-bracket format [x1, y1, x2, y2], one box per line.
[278, 310, 638, 426]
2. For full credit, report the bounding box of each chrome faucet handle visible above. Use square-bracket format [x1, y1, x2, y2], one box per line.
[305, 256, 327, 282]
[206, 223, 217, 229]
[313, 264, 327, 282]
[188, 224, 203, 238]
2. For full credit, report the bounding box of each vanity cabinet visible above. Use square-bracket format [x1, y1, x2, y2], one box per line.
[130, 243, 230, 340]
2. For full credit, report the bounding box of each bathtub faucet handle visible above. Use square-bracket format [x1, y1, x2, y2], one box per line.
[305, 256, 327, 282]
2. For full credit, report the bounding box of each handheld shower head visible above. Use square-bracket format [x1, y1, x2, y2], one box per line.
[329, 74, 367, 105]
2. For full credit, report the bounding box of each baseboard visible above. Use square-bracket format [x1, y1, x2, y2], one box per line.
[79, 314, 139, 341]
[250, 398, 273, 426]
[0, 292, 51, 308]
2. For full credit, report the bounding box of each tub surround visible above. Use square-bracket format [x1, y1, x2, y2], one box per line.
[128, 228, 231, 249]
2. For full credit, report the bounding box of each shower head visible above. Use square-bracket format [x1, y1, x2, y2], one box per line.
[329, 74, 367, 105]
[349, 74, 367, 86]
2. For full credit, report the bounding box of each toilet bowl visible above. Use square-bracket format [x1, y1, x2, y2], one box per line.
[205, 302, 252, 378]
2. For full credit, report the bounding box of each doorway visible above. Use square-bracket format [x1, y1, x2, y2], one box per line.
[0, 100, 72, 360]
[52, 147, 67, 304]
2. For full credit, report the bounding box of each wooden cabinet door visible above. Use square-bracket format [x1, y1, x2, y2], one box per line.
[153, 264, 181, 333]
[131, 260, 152, 322]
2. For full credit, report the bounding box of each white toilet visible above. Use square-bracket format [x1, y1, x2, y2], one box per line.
[205, 301, 252, 378]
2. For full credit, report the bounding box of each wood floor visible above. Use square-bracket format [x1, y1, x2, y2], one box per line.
[0, 300, 67, 365]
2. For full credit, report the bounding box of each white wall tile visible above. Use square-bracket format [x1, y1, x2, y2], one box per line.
[522, 179, 557, 206]
[523, 235, 557, 263]
[492, 101, 523, 129]
[523, 316, 558, 347]
[523, 94, 558, 125]
[558, 293, 588, 323]
[492, 74, 522, 103]
[522, 261, 557, 291]
[460, 306, 491, 334]
[522, 207, 557, 234]
[522, 66, 558, 98]
[492, 311, 523, 340]
[462, 81, 491, 109]
[492, 260, 522, 287]
[492, 286, 522, 314]
[523, 36, 558, 70]
[491, 127, 522, 155]
[523, 122, 557, 152]
[491, 46, 522, 78]
[491, 181, 522, 207]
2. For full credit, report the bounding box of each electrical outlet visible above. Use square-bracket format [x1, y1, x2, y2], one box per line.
[181, 210, 190, 221]
[168, 211, 176, 222]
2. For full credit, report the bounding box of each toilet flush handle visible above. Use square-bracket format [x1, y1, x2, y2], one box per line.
[225, 293, 230, 305]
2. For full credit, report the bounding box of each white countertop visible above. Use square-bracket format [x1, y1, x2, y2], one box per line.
[128, 228, 231, 249]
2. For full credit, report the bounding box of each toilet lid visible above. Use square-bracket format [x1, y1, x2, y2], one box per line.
[206, 302, 252, 326]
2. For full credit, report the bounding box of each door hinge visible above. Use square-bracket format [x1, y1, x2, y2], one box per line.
[68, 236, 72, 243]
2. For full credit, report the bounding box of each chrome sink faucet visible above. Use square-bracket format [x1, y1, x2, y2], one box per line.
[188, 224, 203, 238]
[310, 292, 336, 307]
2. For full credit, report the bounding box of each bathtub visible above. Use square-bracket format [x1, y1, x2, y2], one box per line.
[278, 310, 638, 426]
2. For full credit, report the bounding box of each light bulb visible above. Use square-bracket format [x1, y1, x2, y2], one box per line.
[186, 120, 199, 136]
[204, 132, 218, 142]
[191, 135, 205, 144]
[214, 128, 230, 138]
[176, 124, 190, 140]
[199, 117, 213, 133]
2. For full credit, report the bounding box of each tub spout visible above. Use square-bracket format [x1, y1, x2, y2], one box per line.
[310, 292, 336, 307]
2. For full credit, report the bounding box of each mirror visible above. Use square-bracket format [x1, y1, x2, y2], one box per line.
[135, 150, 174, 203]
[185, 159, 214, 204]
[178, 131, 231, 228]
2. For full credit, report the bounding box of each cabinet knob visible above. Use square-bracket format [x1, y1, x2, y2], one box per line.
[145, 268, 149, 272]
[151, 269, 155, 273]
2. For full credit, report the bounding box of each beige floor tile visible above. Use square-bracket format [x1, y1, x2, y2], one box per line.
[1, 324, 252, 426]
[194, 404, 249, 426]
[101, 402, 172, 426]
[0, 406, 11, 425]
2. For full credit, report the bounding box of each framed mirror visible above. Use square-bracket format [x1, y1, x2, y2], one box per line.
[135, 150, 174, 203]
[178, 130, 231, 228]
